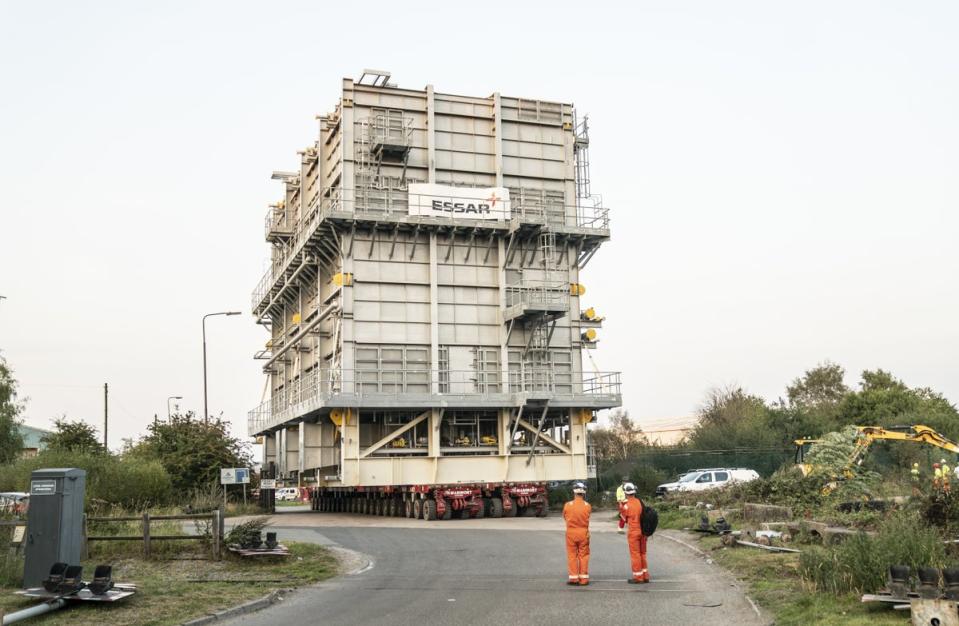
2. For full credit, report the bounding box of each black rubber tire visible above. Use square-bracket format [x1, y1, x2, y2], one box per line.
[414, 499, 424, 519]
[441, 504, 452, 520]
[423, 499, 437, 521]
[474, 500, 486, 519]
[489, 497, 504, 518]
[536, 504, 549, 518]
[405, 500, 413, 518]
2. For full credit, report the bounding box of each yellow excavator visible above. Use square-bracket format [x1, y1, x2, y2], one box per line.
[794, 425, 959, 492]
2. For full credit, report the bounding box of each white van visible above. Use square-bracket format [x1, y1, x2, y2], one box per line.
[656, 468, 759, 496]
[275, 487, 300, 502]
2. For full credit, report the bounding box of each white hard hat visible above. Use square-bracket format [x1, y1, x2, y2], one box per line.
[623, 482, 637, 495]
[572, 481, 587, 494]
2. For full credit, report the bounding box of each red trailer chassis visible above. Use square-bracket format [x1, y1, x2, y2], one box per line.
[310, 483, 549, 520]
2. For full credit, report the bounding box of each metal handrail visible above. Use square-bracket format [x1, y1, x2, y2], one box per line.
[505, 280, 569, 309]
[251, 186, 612, 312]
[247, 368, 622, 434]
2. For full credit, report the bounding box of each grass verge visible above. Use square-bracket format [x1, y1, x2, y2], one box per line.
[0, 542, 337, 626]
[688, 534, 908, 626]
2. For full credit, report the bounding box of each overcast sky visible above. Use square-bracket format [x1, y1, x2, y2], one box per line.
[1, 1, 957, 448]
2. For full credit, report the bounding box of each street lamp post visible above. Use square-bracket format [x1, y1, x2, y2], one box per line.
[203, 311, 241, 423]
[167, 396, 183, 420]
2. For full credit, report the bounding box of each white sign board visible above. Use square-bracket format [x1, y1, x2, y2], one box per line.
[220, 468, 251, 485]
[408, 184, 510, 221]
[260, 479, 276, 490]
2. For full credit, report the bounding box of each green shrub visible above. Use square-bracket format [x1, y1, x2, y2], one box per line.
[799, 513, 947, 594]
[548, 485, 572, 507]
[919, 489, 959, 533]
[0, 449, 173, 508]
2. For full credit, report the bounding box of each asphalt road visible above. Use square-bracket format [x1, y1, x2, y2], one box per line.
[223, 511, 767, 626]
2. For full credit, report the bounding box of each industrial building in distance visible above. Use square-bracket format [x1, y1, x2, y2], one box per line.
[248, 70, 621, 518]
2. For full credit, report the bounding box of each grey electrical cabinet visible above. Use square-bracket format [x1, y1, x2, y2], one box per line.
[23, 468, 86, 588]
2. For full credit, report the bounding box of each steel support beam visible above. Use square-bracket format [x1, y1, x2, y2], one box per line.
[360, 410, 430, 458]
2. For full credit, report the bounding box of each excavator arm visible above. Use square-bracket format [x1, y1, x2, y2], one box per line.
[793, 424, 959, 479]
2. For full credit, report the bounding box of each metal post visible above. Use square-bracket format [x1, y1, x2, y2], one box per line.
[202, 317, 209, 423]
[103, 383, 108, 451]
[167, 396, 182, 420]
[211, 509, 221, 560]
[203, 312, 241, 423]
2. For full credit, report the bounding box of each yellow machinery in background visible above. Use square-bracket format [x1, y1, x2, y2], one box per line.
[794, 424, 959, 486]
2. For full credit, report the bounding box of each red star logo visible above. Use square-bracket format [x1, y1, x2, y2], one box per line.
[487, 192, 501, 207]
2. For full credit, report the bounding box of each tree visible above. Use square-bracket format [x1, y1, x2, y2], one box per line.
[0, 356, 25, 463]
[127, 412, 250, 493]
[687, 386, 784, 475]
[41, 417, 103, 453]
[590, 409, 646, 467]
[787, 361, 849, 408]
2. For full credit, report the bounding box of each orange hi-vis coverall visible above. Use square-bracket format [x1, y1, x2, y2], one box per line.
[623, 495, 649, 582]
[563, 497, 591, 584]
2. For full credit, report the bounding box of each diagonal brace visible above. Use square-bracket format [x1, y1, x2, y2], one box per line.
[360, 410, 430, 458]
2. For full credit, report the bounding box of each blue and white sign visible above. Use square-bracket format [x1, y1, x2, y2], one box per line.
[220, 468, 251, 485]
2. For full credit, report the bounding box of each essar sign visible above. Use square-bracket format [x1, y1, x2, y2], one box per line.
[408, 184, 510, 220]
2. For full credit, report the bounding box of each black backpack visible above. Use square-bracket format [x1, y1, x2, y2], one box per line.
[639, 498, 659, 536]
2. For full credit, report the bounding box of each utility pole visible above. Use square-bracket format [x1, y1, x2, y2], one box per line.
[103, 383, 109, 451]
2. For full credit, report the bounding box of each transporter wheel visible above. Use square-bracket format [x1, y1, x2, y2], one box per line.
[488, 497, 504, 518]
[414, 499, 424, 519]
[404, 500, 412, 518]
[441, 504, 452, 521]
[349, 498, 356, 514]
[388, 500, 398, 517]
[536, 505, 549, 518]
[503, 500, 517, 517]
[361, 499, 369, 515]
[423, 499, 437, 521]
[474, 501, 485, 519]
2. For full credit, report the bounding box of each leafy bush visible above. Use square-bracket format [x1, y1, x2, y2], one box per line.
[126, 412, 250, 494]
[548, 485, 572, 507]
[919, 489, 959, 532]
[799, 513, 947, 594]
[0, 449, 172, 508]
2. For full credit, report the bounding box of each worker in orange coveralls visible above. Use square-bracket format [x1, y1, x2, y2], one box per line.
[622, 482, 649, 584]
[563, 481, 591, 586]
